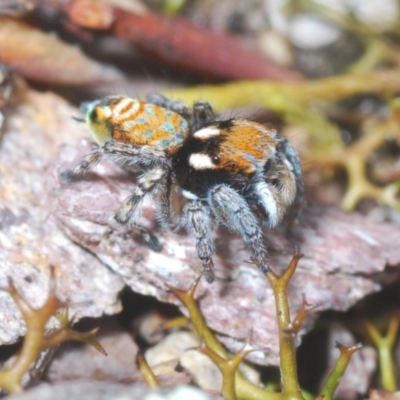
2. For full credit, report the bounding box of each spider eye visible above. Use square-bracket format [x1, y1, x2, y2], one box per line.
[89, 108, 99, 122]
[212, 155, 221, 165]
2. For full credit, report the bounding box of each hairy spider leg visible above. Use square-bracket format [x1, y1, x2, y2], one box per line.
[182, 201, 215, 283]
[61, 140, 165, 181]
[209, 184, 269, 273]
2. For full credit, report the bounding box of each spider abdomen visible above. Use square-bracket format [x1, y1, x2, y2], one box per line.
[84, 96, 190, 154]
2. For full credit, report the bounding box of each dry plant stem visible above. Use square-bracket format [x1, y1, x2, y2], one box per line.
[265, 251, 304, 400]
[284, 296, 317, 335]
[152, 316, 191, 339]
[0, 279, 61, 393]
[167, 70, 400, 157]
[305, 111, 400, 209]
[44, 326, 103, 352]
[347, 38, 398, 73]
[298, 2, 400, 69]
[318, 342, 362, 400]
[112, 8, 300, 81]
[167, 70, 400, 111]
[167, 277, 226, 358]
[0, 272, 105, 394]
[365, 316, 399, 391]
[198, 341, 254, 400]
[168, 278, 282, 400]
[137, 352, 160, 388]
[44, 309, 105, 354]
[160, 316, 191, 332]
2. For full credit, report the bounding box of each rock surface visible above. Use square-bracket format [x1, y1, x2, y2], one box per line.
[1, 88, 400, 366]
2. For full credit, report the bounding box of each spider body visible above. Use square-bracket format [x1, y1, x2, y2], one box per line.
[62, 95, 303, 283]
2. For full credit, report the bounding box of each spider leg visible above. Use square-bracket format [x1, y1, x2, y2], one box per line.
[156, 173, 177, 228]
[115, 167, 167, 252]
[133, 225, 162, 252]
[103, 140, 166, 166]
[209, 184, 269, 273]
[61, 140, 165, 181]
[192, 101, 215, 131]
[60, 145, 105, 181]
[257, 138, 303, 229]
[146, 94, 216, 132]
[275, 156, 297, 205]
[255, 153, 298, 228]
[115, 167, 166, 224]
[276, 138, 304, 228]
[182, 201, 215, 283]
[278, 138, 303, 200]
[254, 181, 285, 228]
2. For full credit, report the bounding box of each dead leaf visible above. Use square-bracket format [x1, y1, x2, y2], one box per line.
[0, 17, 122, 85]
[65, 0, 114, 30]
[112, 8, 301, 81]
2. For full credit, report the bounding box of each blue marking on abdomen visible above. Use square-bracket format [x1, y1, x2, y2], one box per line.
[145, 105, 156, 116]
[160, 122, 174, 133]
[136, 117, 149, 124]
[159, 139, 171, 147]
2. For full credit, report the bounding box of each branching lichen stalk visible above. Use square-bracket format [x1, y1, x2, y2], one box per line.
[266, 251, 304, 400]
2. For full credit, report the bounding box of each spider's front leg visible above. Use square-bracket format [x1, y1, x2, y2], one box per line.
[182, 201, 215, 283]
[61, 140, 168, 252]
[191, 101, 215, 131]
[61, 140, 165, 181]
[209, 184, 270, 273]
[156, 173, 177, 229]
[115, 167, 167, 251]
[60, 144, 106, 181]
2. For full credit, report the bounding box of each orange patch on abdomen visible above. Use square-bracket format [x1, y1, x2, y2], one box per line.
[216, 120, 277, 175]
